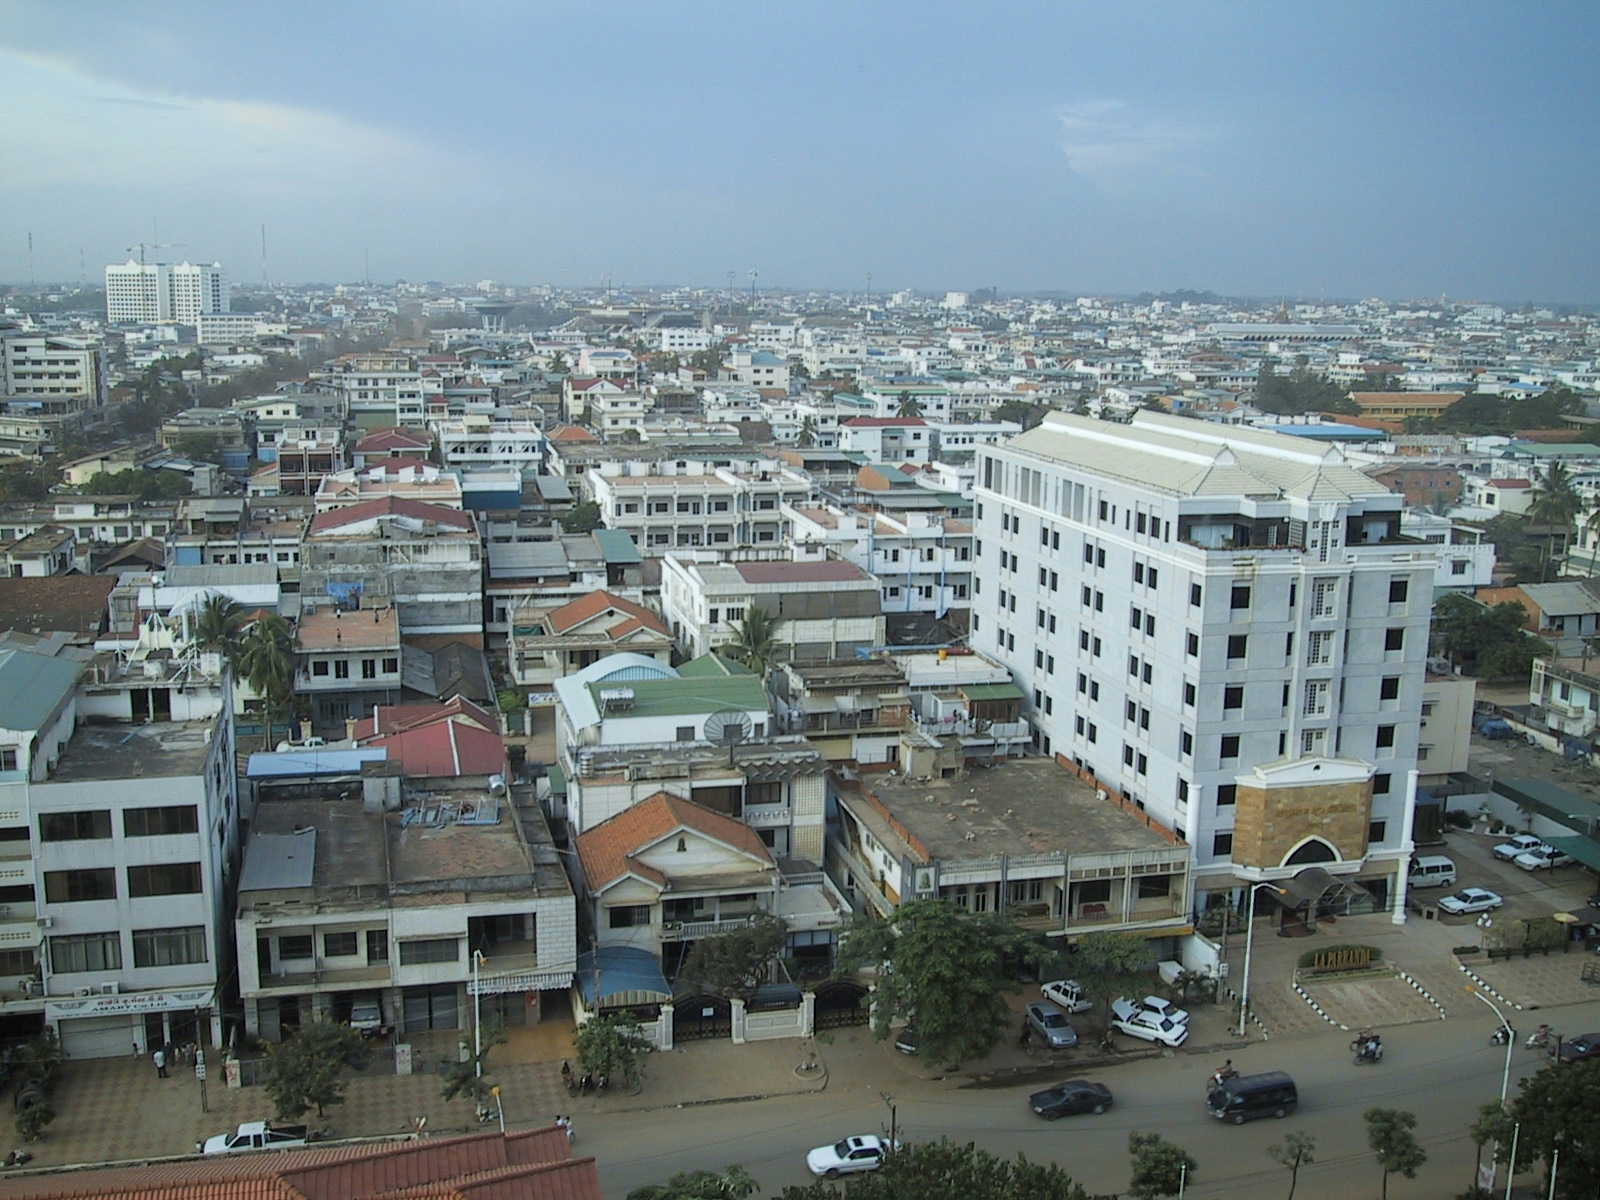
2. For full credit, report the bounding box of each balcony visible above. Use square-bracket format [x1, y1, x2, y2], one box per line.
[0, 900, 40, 950]
[257, 963, 391, 992]
[742, 803, 792, 828]
[660, 915, 757, 941]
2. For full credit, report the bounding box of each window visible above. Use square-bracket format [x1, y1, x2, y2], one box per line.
[1126, 700, 1138, 723]
[0, 748, 15, 771]
[1376, 725, 1396, 749]
[1137, 753, 1147, 776]
[1212, 832, 1233, 857]
[1385, 628, 1405, 653]
[367, 929, 389, 962]
[50, 931, 121, 973]
[134, 926, 207, 967]
[1374, 772, 1392, 794]
[312, 658, 329, 678]
[675, 725, 695, 742]
[123, 806, 198, 837]
[1177, 778, 1190, 804]
[1368, 820, 1387, 844]
[1186, 632, 1199, 657]
[1217, 784, 1237, 807]
[1307, 630, 1334, 666]
[1124, 744, 1135, 767]
[1224, 685, 1244, 710]
[1231, 584, 1251, 610]
[39, 810, 111, 841]
[1220, 735, 1240, 759]
[383, 656, 399, 674]
[1180, 729, 1193, 756]
[1130, 606, 1143, 630]
[1227, 634, 1247, 660]
[1388, 578, 1409, 604]
[324, 931, 358, 957]
[607, 905, 651, 929]
[1183, 681, 1196, 707]
[1189, 582, 1202, 606]
[44, 869, 116, 903]
[1380, 676, 1401, 701]
[399, 937, 460, 965]
[334, 659, 350, 679]
[127, 862, 202, 898]
[361, 659, 377, 679]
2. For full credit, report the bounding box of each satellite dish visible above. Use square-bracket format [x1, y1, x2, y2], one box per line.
[704, 708, 755, 748]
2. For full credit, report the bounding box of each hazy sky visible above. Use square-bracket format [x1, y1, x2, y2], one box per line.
[3, 1, 1596, 300]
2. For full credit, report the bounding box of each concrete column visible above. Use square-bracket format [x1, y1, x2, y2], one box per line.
[243, 997, 261, 1039]
[1391, 768, 1420, 925]
[730, 997, 747, 1045]
[658, 1003, 674, 1051]
[800, 991, 816, 1037]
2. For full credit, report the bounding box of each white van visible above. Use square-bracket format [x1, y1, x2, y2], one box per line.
[1408, 855, 1457, 889]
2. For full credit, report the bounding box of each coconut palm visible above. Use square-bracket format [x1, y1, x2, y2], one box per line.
[728, 607, 778, 675]
[190, 593, 242, 658]
[896, 394, 924, 419]
[797, 416, 817, 448]
[236, 615, 296, 746]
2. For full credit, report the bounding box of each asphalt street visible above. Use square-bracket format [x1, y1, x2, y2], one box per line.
[584, 999, 1600, 1199]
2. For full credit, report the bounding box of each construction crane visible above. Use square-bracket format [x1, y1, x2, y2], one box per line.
[125, 241, 184, 265]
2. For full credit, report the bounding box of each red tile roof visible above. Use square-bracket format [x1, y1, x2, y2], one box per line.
[355, 427, 433, 452]
[307, 497, 475, 536]
[349, 696, 499, 740]
[365, 719, 506, 778]
[0, 1129, 599, 1200]
[1486, 478, 1532, 488]
[547, 425, 598, 443]
[545, 589, 669, 638]
[733, 560, 871, 584]
[577, 791, 773, 891]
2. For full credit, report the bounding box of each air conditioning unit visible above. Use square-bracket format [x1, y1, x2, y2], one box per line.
[75, 987, 93, 998]
[35, 916, 52, 929]
[98, 981, 119, 995]
[18, 978, 35, 996]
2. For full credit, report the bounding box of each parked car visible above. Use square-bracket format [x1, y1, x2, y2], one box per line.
[1041, 979, 1093, 1014]
[1029, 1079, 1113, 1119]
[807, 1135, 894, 1178]
[893, 1025, 918, 1056]
[1437, 887, 1504, 915]
[200, 1122, 314, 1156]
[1514, 845, 1573, 872]
[1110, 999, 1189, 1047]
[1556, 1033, 1600, 1064]
[1025, 1002, 1079, 1049]
[1121, 994, 1189, 1026]
[1493, 834, 1546, 862]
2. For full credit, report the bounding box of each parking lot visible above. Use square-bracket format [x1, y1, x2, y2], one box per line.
[1413, 823, 1599, 928]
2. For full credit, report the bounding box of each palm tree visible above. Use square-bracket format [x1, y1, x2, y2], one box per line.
[797, 416, 817, 448]
[728, 607, 778, 676]
[1530, 461, 1582, 565]
[190, 593, 242, 658]
[236, 615, 296, 746]
[896, 395, 924, 419]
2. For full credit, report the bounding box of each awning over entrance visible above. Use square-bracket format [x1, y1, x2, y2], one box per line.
[576, 946, 670, 1008]
[469, 967, 575, 996]
[1274, 867, 1340, 907]
[1544, 835, 1600, 873]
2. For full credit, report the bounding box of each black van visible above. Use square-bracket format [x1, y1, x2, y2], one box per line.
[1206, 1071, 1297, 1124]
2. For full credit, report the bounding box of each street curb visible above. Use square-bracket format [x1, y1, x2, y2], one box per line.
[1456, 958, 1524, 1011]
[1291, 981, 1349, 1031]
[1218, 983, 1270, 1039]
[601, 1066, 829, 1115]
[956, 1038, 1253, 1090]
[1395, 967, 1449, 1019]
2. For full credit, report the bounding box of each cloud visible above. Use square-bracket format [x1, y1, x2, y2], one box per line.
[1055, 98, 1221, 183]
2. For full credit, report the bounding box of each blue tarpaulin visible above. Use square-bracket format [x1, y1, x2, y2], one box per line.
[576, 946, 670, 1008]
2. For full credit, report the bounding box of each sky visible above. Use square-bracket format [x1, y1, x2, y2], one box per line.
[2, 1, 1596, 301]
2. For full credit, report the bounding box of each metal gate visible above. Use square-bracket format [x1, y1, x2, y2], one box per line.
[813, 981, 869, 1029]
[672, 993, 732, 1042]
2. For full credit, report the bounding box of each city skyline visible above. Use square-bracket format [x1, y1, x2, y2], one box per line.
[3, 1, 1598, 302]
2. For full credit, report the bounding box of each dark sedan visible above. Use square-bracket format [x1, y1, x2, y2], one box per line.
[1557, 1033, 1600, 1063]
[1029, 1079, 1113, 1119]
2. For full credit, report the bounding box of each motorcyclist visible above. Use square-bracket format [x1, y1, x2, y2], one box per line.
[1209, 1058, 1237, 1087]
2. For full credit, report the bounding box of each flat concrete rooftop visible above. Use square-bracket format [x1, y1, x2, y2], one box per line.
[50, 719, 215, 781]
[851, 757, 1176, 863]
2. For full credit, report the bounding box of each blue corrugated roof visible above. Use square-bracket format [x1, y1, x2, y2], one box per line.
[0, 649, 82, 732]
[577, 947, 670, 1005]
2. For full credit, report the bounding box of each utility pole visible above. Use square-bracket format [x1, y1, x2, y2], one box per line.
[879, 1091, 896, 1151]
[749, 267, 758, 310]
[261, 224, 268, 286]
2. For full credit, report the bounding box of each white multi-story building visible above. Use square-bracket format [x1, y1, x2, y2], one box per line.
[0, 334, 106, 413]
[197, 313, 287, 344]
[586, 461, 810, 551]
[310, 353, 424, 424]
[105, 261, 228, 325]
[434, 415, 547, 474]
[786, 503, 973, 615]
[972, 411, 1434, 917]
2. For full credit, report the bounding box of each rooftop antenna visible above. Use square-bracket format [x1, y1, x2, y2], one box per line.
[865, 271, 872, 303]
[364, 248, 370, 286]
[749, 267, 758, 309]
[126, 241, 183, 266]
[27, 231, 34, 288]
[78, 246, 86, 286]
[260, 224, 268, 286]
[726, 270, 735, 314]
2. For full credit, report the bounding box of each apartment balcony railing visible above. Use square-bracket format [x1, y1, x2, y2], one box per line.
[741, 804, 792, 828]
[257, 963, 392, 991]
[660, 916, 757, 941]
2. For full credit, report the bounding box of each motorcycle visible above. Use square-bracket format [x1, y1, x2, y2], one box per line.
[1526, 1025, 1554, 1050]
[1208, 1064, 1239, 1090]
[1351, 1034, 1384, 1064]
[1490, 1025, 1517, 1047]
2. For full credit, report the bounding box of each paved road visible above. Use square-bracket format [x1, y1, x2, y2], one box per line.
[585, 1001, 1600, 1199]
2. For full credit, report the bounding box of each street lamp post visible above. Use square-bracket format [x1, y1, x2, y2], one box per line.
[472, 949, 487, 1087]
[1466, 985, 1514, 1107]
[1238, 882, 1287, 1038]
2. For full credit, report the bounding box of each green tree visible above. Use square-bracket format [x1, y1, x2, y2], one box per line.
[677, 913, 788, 1004]
[1468, 1100, 1514, 1192]
[1530, 462, 1582, 552]
[172, 432, 222, 463]
[689, 348, 723, 376]
[440, 1018, 507, 1109]
[835, 899, 1046, 1068]
[548, 351, 568, 375]
[263, 1019, 368, 1119]
[1127, 1131, 1198, 1199]
[1267, 1131, 1317, 1200]
[728, 606, 779, 675]
[1074, 930, 1155, 1029]
[896, 394, 925, 418]
[190, 593, 243, 659]
[237, 614, 296, 745]
[626, 1165, 757, 1200]
[0, 460, 55, 502]
[1430, 594, 1550, 679]
[797, 416, 817, 448]
[992, 401, 1050, 430]
[773, 1139, 1089, 1200]
[559, 499, 604, 534]
[574, 1012, 652, 1090]
[82, 467, 191, 501]
[1505, 1057, 1600, 1198]
[1364, 1107, 1427, 1200]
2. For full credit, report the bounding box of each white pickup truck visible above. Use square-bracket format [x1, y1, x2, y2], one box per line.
[199, 1121, 313, 1155]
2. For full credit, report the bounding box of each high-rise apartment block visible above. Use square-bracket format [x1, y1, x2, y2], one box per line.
[971, 411, 1433, 916]
[0, 333, 106, 414]
[104, 261, 229, 324]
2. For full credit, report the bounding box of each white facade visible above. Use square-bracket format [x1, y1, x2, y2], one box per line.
[105, 261, 228, 324]
[786, 504, 973, 615]
[0, 334, 106, 409]
[434, 416, 547, 472]
[587, 461, 809, 551]
[971, 411, 1434, 899]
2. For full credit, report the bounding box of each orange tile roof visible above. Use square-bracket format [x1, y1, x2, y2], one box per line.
[576, 791, 773, 891]
[544, 590, 669, 638]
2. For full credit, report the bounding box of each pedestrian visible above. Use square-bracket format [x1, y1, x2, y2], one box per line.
[153, 1046, 168, 1078]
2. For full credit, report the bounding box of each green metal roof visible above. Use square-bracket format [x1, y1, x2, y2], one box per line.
[592, 529, 642, 565]
[0, 649, 82, 732]
[1492, 777, 1600, 824]
[1543, 835, 1600, 873]
[959, 682, 1024, 701]
[587, 674, 768, 719]
[545, 764, 567, 795]
[677, 652, 754, 678]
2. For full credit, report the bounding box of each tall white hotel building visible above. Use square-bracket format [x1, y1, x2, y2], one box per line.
[971, 411, 1433, 921]
[105, 261, 229, 325]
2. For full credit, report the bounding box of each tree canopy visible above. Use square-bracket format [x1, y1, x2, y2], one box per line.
[81, 468, 191, 501]
[263, 1020, 368, 1119]
[835, 899, 1047, 1067]
[1253, 361, 1358, 415]
[574, 1012, 652, 1089]
[1430, 593, 1550, 680]
[677, 913, 787, 1004]
[626, 1166, 756, 1200]
[1127, 1131, 1198, 1200]
[728, 607, 779, 676]
[1073, 930, 1155, 1025]
[1364, 1107, 1426, 1200]
[559, 500, 604, 534]
[1504, 1058, 1600, 1199]
[774, 1139, 1089, 1200]
[1429, 386, 1585, 435]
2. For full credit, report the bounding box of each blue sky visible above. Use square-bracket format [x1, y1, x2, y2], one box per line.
[3, 1, 1596, 300]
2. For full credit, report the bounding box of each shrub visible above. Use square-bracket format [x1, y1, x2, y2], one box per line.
[1453, 945, 1482, 955]
[1445, 810, 1473, 829]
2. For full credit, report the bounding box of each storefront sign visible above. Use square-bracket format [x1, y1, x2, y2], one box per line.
[46, 986, 214, 1020]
